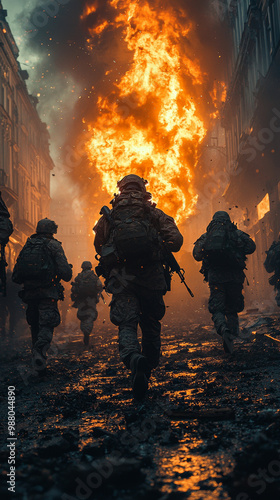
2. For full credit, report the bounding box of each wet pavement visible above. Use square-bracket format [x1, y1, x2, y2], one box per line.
[1, 311, 280, 500]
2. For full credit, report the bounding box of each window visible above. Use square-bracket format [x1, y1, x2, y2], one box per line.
[257, 193, 270, 220]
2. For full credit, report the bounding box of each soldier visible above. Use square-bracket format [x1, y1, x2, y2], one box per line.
[264, 236, 280, 307]
[193, 211, 256, 354]
[0, 192, 13, 297]
[94, 174, 183, 399]
[12, 218, 72, 374]
[71, 261, 103, 346]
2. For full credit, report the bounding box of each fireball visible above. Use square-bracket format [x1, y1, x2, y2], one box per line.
[82, 0, 207, 222]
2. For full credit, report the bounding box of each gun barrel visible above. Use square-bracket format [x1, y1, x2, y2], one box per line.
[164, 246, 194, 297]
[177, 270, 194, 297]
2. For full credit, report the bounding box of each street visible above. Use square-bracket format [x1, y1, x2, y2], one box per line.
[1, 306, 280, 500]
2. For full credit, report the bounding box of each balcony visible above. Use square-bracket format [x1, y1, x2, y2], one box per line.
[0, 169, 18, 207]
[16, 218, 35, 235]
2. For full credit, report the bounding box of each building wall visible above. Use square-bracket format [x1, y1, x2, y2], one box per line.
[50, 198, 94, 278]
[224, 0, 280, 170]
[0, 4, 54, 268]
[223, 0, 280, 309]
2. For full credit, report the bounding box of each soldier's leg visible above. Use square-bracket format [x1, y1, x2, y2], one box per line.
[34, 298, 60, 356]
[0, 302, 8, 336]
[81, 309, 97, 346]
[139, 290, 165, 372]
[80, 315, 94, 335]
[208, 284, 228, 336]
[110, 291, 141, 368]
[226, 313, 239, 337]
[275, 287, 280, 307]
[26, 301, 39, 347]
[225, 283, 244, 337]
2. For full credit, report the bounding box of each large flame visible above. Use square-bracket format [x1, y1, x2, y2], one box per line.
[82, 0, 207, 222]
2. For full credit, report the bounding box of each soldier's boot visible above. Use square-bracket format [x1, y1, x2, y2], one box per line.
[221, 326, 234, 354]
[31, 327, 39, 347]
[130, 353, 149, 400]
[32, 349, 47, 376]
[227, 313, 239, 338]
[83, 333, 90, 346]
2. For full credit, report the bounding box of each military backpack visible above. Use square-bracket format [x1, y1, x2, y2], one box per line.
[264, 241, 280, 274]
[0, 216, 13, 245]
[204, 220, 243, 268]
[71, 272, 99, 300]
[12, 237, 56, 286]
[110, 193, 160, 264]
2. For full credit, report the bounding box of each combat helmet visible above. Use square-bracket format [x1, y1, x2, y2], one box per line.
[212, 211, 231, 222]
[81, 261, 92, 270]
[36, 218, 58, 234]
[117, 174, 148, 193]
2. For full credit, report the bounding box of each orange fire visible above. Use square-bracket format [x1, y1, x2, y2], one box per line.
[83, 0, 208, 222]
[80, 3, 97, 20]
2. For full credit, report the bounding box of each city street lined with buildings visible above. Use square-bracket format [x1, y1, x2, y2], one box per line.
[1, 1, 280, 499]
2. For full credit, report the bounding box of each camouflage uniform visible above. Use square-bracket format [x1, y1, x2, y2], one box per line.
[193, 212, 256, 343]
[94, 194, 183, 373]
[12, 220, 72, 359]
[264, 239, 280, 307]
[71, 264, 103, 343]
[0, 192, 13, 245]
[0, 193, 13, 297]
[0, 299, 8, 336]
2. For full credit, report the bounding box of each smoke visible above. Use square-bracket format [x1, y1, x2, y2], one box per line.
[13, 0, 230, 215]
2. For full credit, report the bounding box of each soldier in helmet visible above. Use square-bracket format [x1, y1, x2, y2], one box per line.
[94, 174, 183, 399]
[71, 261, 103, 346]
[193, 211, 256, 354]
[0, 192, 13, 297]
[12, 218, 72, 374]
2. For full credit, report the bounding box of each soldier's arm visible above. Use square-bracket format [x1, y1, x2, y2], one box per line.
[238, 231, 256, 255]
[193, 234, 207, 261]
[156, 209, 183, 252]
[96, 278, 103, 292]
[93, 216, 111, 254]
[8, 219, 13, 236]
[48, 240, 73, 282]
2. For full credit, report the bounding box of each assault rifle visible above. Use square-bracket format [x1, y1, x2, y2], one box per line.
[98, 206, 194, 297]
[0, 243, 7, 297]
[162, 246, 194, 297]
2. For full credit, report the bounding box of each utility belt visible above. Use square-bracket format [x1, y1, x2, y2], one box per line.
[269, 273, 280, 287]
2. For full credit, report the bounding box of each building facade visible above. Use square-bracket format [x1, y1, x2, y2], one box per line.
[0, 3, 54, 267]
[50, 197, 94, 276]
[222, 0, 280, 307]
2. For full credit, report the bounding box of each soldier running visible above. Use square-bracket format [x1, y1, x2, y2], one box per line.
[94, 174, 183, 399]
[193, 211, 256, 354]
[12, 218, 72, 374]
[264, 235, 280, 307]
[71, 261, 103, 346]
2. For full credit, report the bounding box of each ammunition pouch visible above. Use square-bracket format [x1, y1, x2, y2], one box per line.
[96, 243, 119, 280]
[57, 282, 65, 301]
[269, 274, 280, 287]
[200, 262, 209, 282]
[163, 264, 171, 292]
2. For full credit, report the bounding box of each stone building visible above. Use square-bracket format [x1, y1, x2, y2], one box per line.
[0, 3, 54, 267]
[50, 197, 94, 276]
[222, 0, 280, 308]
